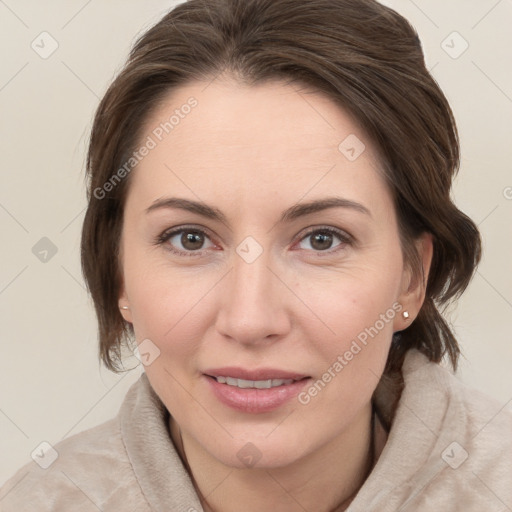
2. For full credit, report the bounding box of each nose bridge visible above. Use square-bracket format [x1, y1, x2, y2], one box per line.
[215, 242, 290, 343]
[232, 248, 272, 305]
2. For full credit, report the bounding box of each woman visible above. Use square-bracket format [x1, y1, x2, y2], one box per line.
[1, 0, 510, 510]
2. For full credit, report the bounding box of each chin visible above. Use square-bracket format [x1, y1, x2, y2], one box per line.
[203, 431, 312, 470]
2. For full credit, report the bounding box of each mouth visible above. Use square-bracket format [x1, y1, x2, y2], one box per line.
[203, 367, 311, 413]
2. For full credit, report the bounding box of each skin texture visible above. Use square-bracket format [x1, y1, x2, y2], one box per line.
[118, 78, 433, 512]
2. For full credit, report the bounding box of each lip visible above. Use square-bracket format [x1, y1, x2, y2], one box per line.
[203, 367, 311, 413]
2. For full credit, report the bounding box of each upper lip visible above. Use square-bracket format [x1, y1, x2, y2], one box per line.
[204, 367, 309, 381]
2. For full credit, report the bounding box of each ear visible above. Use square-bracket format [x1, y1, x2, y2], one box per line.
[393, 232, 434, 332]
[118, 279, 133, 324]
[117, 231, 133, 323]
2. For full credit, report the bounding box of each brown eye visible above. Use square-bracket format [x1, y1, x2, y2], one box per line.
[296, 227, 352, 254]
[309, 232, 334, 251]
[157, 227, 215, 256]
[180, 231, 206, 251]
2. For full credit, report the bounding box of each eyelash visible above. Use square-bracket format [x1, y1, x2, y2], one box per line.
[155, 225, 354, 258]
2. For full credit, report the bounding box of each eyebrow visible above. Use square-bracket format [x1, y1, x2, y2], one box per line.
[145, 196, 371, 224]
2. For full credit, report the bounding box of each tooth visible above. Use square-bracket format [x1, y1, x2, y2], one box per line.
[271, 379, 294, 386]
[226, 377, 239, 386]
[215, 376, 297, 388]
[254, 379, 272, 389]
[237, 378, 255, 389]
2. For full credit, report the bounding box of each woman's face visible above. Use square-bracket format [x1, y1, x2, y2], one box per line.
[119, 79, 428, 469]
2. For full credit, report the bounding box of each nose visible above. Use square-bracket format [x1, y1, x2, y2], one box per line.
[214, 247, 292, 346]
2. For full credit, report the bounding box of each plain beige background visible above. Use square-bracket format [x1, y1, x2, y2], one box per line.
[1, 0, 511, 486]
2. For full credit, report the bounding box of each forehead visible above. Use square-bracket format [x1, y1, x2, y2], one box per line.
[141, 78, 375, 159]
[128, 79, 390, 216]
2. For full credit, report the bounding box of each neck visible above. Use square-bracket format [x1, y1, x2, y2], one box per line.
[170, 401, 388, 512]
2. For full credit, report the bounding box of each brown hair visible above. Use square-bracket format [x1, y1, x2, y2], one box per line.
[81, 0, 481, 376]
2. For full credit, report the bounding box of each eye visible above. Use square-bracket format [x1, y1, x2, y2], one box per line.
[295, 227, 352, 254]
[156, 225, 353, 257]
[156, 226, 215, 256]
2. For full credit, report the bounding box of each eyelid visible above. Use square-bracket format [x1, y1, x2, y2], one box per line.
[298, 225, 352, 241]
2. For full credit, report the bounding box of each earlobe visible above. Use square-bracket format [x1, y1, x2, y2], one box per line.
[118, 285, 133, 323]
[118, 303, 133, 323]
[117, 245, 133, 323]
[394, 232, 434, 331]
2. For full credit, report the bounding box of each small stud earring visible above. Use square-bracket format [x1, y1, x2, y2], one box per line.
[120, 306, 130, 310]
[402, 311, 410, 320]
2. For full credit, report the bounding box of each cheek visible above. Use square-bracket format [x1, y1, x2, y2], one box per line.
[123, 250, 218, 354]
[294, 271, 401, 417]
[292, 255, 403, 393]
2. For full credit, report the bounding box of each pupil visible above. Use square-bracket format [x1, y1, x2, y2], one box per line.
[182, 231, 203, 250]
[312, 232, 332, 250]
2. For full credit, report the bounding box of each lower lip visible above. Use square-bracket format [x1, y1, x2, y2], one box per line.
[204, 375, 311, 413]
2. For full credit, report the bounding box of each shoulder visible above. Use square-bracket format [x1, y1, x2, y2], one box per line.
[402, 350, 512, 509]
[359, 349, 512, 511]
[444, 361, 512, 484]
[415, 351, 512, 448]
[0, 395, 150, 511]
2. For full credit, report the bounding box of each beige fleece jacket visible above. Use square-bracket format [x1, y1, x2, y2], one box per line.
[1, 348, 511, 511]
